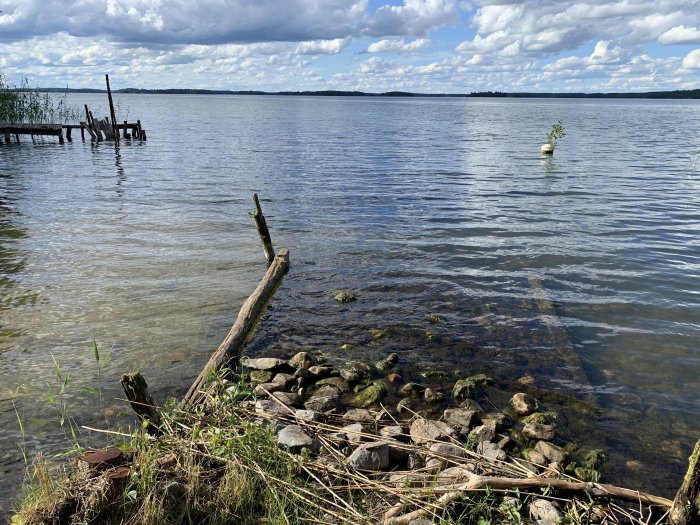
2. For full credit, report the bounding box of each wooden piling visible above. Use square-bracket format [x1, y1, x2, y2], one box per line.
[121, 373, 162, 436]
[182, 248, 290, 406]
[252, 193, 275, 266]
[669, 437, 700, 525]
[105, 74, 118, 139]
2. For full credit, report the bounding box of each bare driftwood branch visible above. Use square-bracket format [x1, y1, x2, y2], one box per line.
[252, 193, 275, 266]
[182, 248, 289, 406]
[669, 438, 700, 525]
[385, 472, 673, 525]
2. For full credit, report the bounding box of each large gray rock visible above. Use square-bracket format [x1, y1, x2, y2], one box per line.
[304, 394, 341, 413]
[294, 409, 318, 423]
[346, 442, 390, 471]
[529, 498, 562, 524]
[277, 425, 315, 452]
[522, 423, 556, 441]
[241, 357, 287, 371]
[476, 441, 508, 461]
[341, 423, 366, 444]
[428, 442, 468, 460]
[315, 376, 352, 393]
[443, 408, 478, 434]
[340, 361, 373, 383]
[271, 391, 302, 408]
[511, 392, 538, 416]
[255, 399, 289, 416]
[272, 373, 295, 388]
[469, 424, 496, 443]
[535, 441, 567, 464]
[343, 408, 374, 423]
[380, 425, 406, 441]
[308, 365, 334, 379]
[253, 382, 285, 397]
[409, 419, 457, 445]
[399, 382, 426, 397]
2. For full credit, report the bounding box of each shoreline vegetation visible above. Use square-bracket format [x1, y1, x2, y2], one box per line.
[30, 87, 700, 99]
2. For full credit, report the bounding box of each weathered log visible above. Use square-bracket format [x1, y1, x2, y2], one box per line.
[105, 74, 118, 139]
[182, 248, 290, 406]
[385, 472, 673, 525]
[252, 193, 275, 266]
[120, 372, 162, 435]
[669, 438, 700, 525]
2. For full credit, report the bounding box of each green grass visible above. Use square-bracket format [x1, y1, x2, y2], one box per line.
[0, 73, 81, 124]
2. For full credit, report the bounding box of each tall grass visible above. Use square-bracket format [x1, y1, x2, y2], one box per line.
[0, 73, 82, 124]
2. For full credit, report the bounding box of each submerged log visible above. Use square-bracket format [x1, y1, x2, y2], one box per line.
[121, 372, 162, 435]
[182, 248, 290, 406]
[669, 438, 700, 525]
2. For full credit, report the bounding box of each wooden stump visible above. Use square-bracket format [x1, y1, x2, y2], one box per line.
[120, 372, 162, 435]
[669, 438, 700, 525]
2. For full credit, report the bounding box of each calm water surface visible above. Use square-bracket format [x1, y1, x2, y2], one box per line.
[1, 95, 699, 513]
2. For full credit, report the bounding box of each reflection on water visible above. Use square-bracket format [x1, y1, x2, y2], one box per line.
[0, 96, 699, 516]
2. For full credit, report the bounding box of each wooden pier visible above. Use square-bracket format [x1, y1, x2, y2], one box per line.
[0, 75, 146, 145]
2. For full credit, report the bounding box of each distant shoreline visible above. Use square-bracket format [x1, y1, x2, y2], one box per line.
[32, 87, 700, 99]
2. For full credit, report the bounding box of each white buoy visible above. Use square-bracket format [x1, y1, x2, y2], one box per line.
[540, 143, 554, 155]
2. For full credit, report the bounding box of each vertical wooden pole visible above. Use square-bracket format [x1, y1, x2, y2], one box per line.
[105, 74, 119, 140]
[80, 125, 85, 141]
[123, 120, 130, 139]
[670, 438, 700, 525]
[136, 119, 143, 140]
[252, 193, 275, 266]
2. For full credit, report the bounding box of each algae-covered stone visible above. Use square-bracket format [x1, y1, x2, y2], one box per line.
[522, 423, 556, 441]
[521, 412, 556, 425]
[424, 388, 446, 404]
[453, 379, 476, 402]
[316, 376, 352, 393]
[419, 370, 450, 381]
[250, 370, 275, 383]
[370, 328, 388, 341]
[340, 361, 373, 383]
[375, 352, 399, 372]
[334, 291, 356, 304]
[536, 441, 567, 464]
[481, 412, 513, 431]
[399, 382, 425, 397]
[466, 374, 495, 388]
[241, 357, 287, 371]
[348, 381, 388, 408]
[289, 352, 316, 370]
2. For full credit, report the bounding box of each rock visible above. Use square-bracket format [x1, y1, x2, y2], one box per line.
[410, 419, 457, 445]
[540, 143, 555, 155]
[241, 357, 287, 371]
[437, 466, 473, 484]
[496, 434, 514, 451]
[295, 409, 318, 423]
[334, 291, 356, 303]
[399, 382, 425, 397]
[522, 423, 556, 441]
[272, 373, 295, 388]
[304, 395, 341, 413]
[387, 373, 402, 384]
[408, 519, 433, 525]
[316, 376, 352, 393]
[383, 438, 410, 464]
[426, 458, 443, 471]
[308, 365, 334, 379]
[249, 370, 274, 383]
[466, 374, 495, 388]
[289, 352, 316, 369]
[535, 441, 568, 464]
[521, 412, 556, 425]
[481, 412, 513, 431]
[407, 453, 425, 470]
[419, 370, 450, 381]
[443, 408, 478, 434]
[348, 381, 388, 408]
[380, 425, 406, 441]
[459, 399, 484, 413]
[424, 388, 446, 404]
[499, 496, 522, 515]
[346, 442, 390, 471]
[255, 399, 289, 416]
[343, 408, 374, 423]
[529, 499, 562, 524]
[375, 352, 399, 372]
[523, 448, 548, 466]
[469, 424, 496, 444]
[397, 398, 419, 415]
[271, 391, 302, 408]
[452, 379, 476, 402]
[340, 361, 374, 383]
[341, 423, 366, 444]
[277, 425, 315, 452]
[428, 442, 467, 461]
[476, 441, 508, 461]
[253, 382, 285, 397]
[511, 393, 538, 416]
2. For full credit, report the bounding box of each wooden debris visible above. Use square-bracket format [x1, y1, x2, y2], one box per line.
[669, 437, 700, 525]
[121, 372, 162, 435]
[252, 193, 275, 265]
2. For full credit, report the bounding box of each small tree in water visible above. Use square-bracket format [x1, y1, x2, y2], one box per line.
[541, 119, 566, 155]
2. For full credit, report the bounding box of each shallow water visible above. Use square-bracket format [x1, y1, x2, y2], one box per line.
[1, 95, 699, 514]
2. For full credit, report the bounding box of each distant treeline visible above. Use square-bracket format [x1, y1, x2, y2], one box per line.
[36, 87, 700, 99]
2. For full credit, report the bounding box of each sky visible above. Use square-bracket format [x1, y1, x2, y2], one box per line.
[1, 0, 700, 93]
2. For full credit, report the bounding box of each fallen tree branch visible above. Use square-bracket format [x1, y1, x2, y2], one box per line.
[384, 472, 673, 525]
[182, 248, 289, 406]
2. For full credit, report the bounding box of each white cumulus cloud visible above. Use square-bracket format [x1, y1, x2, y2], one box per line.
[682, 48, 700, 69]
[367, 38, 431, 53]
[658, 25, 700, 45]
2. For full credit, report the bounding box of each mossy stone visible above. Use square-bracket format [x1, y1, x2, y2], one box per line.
[453, 379, 476, 402]
[375, 352, 399, 372]
[419, 370, 450, 381]
[250, 370, 274, 383]
[348, 381, 388, 408]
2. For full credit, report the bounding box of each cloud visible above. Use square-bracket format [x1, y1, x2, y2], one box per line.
[683, 48, 700, 69]
[658, 25, 700, 45]
[296, 38, 349, 55]
[366, 0, 459, 37]
[367, 38, 431, 53]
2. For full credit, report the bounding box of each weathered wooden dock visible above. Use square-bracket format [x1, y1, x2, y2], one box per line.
[0, 75, 146, 145]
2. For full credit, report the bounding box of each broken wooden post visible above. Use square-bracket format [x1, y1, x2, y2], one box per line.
[669, 437, 700, 525]
[182, 248, 290, 406]
[120, 372, 162, 435]
[252, 193, 275, 266]
[105, 74, 119, 139]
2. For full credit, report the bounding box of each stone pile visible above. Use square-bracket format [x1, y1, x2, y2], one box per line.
[223, 351, 605, 524]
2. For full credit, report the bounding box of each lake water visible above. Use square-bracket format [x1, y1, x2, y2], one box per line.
[1, 94, 699, 514]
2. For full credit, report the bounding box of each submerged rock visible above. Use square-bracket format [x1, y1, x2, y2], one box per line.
[375, 352, 399, 372]
[511, 392, 538, 416]
[334, 291, 357, 303]
[348, 381, 388, 408]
